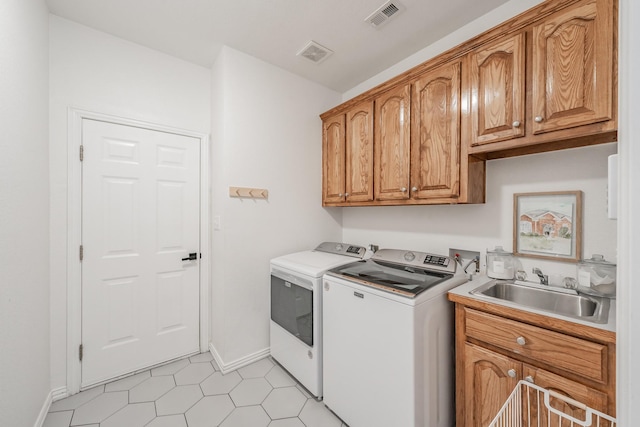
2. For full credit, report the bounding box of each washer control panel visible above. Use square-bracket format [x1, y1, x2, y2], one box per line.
[314, 242, 367, 258]
[371, 249, 457, 274]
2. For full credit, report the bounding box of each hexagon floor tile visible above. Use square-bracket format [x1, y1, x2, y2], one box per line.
[44, 353, 347, 427]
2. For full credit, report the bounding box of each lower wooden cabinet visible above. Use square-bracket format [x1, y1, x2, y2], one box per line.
[464, 343, 519, 427]
[452, 302, 616, 427]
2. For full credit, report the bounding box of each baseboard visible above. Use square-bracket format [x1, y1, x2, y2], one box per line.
[209, 343, 271, 374]
[33, 389, 54, 427]
[51, 386, 69, 402]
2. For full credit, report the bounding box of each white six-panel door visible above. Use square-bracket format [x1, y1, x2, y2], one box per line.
[81, 119, 201, 387]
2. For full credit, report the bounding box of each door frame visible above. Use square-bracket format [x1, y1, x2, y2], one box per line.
[66, 108, 210, 394]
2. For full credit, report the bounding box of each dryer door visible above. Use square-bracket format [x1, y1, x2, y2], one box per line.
[270, 272, 313, 346]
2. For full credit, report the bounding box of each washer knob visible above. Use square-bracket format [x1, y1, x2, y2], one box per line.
[335, 244, 343, 251]
[404, 252, 416, 262]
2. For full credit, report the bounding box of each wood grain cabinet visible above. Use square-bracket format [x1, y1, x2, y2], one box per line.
[468, 33, 526, 147]
[322, 113, 346, 204]
[373, 62, 465, 203]
[322, 101, 374, 205]
[320, 0, 617, 205]
[374, 85, 411, 201]
[451, 302, 616, 427]
[467, 0, 616, 158]
[411, 60, 462, 201]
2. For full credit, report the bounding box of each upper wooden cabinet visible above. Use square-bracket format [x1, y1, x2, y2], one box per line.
[346, 102, 374, 203]
[411, 60, 462, 200]
[322, 113, 346, 204]
[532, 0, 614, 134]
[469, 33, 526, 147]
[320, 0, 617, 205]
[467, 0, 616, 158]
[375, 85, 411, 201]
[322, 101, 374, 205]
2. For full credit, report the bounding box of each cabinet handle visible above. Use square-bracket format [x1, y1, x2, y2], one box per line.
[344, 192, 350, 197]
[516, 336, 526, 346]
[525, 375, 535, 383]
[534, 116, 544, 123]
[507, 369, 517, 378]
[338, 193, 344, 197]
[401, 187, 407, 193]
[512, 120, 521, 128]
[411, 186, 418, 192]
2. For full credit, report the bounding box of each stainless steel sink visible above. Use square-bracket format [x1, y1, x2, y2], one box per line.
[470, 281, 610, 324]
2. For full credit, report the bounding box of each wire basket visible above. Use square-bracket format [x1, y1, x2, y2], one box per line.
[488, 380, 617, 427]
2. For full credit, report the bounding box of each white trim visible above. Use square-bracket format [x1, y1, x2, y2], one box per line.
[33, 389, 53, 427]
[66, 108, 211, 394]
[51, 386, 69, 402]
[209, 343, 271, 374]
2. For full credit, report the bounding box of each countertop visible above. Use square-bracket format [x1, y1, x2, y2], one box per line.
[448, 275, 616, 336]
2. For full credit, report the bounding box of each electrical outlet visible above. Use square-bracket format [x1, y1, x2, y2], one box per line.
[449, 248, 481, 273]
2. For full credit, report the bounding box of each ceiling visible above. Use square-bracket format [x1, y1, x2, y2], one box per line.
[46, 0, 510, 93]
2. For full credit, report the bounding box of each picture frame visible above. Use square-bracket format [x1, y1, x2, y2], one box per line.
[513, 191, 583, 262]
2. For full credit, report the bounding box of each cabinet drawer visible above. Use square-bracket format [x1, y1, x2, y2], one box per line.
[465, 308, 606, 383]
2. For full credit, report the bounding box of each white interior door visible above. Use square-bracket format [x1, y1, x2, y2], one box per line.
[81, 119, 201, 387]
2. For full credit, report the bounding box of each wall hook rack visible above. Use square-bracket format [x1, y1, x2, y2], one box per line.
[229, 186, 269, 200]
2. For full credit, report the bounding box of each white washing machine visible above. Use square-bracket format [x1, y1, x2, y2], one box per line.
[269, 242, 367, 398]
[322, 249, 468, 427]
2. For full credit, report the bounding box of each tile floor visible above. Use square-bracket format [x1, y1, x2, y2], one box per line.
[44, 353, 347, 427]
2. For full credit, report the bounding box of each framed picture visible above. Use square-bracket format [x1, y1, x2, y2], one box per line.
[513, 191, 583, 262]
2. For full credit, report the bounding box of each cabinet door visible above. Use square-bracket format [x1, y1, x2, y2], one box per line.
[322, 114, 346, 204]
[411, 60, 462, 200]
[345, 102, 374, 202]
[464, 343, 520, 427]
[532, 0, 613, 134]
[374, 84, 411, 201]
[469, 33, 526, 146]
[523, 365, 612, 426]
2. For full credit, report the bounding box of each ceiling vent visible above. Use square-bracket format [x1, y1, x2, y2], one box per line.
[296, 41, 334, 64]
[365, 1, 405, 28]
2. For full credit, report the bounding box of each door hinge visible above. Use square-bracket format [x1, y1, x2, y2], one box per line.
[79, 344, 83, 361]
[79, 245, 84, 261]
[80, 145, 84, 161]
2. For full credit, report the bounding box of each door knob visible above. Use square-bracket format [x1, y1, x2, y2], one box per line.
[182, 252, 198, 261]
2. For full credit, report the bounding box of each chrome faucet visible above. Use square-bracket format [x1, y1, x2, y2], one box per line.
[532, 267, 549, 285]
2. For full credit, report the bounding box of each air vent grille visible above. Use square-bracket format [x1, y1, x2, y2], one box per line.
[296, 41, 333, 64]
[365, 1, 404, 28]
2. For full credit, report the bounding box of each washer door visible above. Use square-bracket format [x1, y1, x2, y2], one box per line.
[270, 274, 313, 346]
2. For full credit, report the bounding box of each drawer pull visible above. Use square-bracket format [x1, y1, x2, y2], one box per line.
[516, 336, 526, 346]
[507, 369, 517, 378]
[525, 375, 535, 383]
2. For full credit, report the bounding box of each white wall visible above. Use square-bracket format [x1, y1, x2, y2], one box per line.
[0, 0, 50, 425]
[616, 0, 640, 423]
[343, 144, 617, 280]
[49, 16, 211, 391]
[210, 46, 342, 367]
